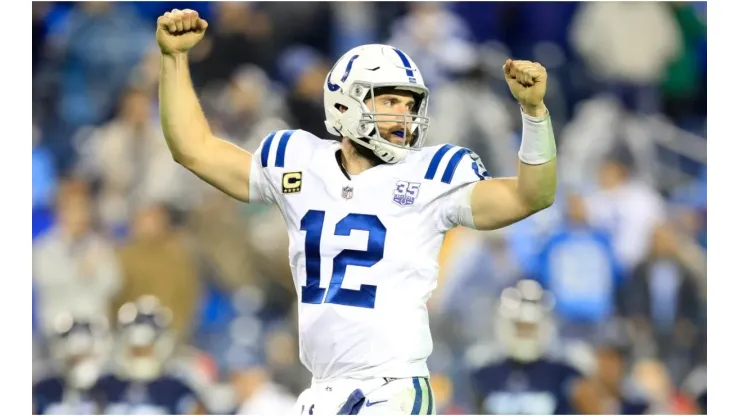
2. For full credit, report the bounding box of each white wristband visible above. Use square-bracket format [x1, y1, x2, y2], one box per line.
[518, 108, 556, 165]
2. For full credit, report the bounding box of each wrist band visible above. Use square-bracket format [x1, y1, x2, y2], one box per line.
[518, 109, 556, 165]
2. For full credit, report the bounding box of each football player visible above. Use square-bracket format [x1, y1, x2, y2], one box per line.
[94, 296, 207, 414]
[32, 314, 111, 414]
[469, 280, 602, 415]
[156, 8, 557, 415]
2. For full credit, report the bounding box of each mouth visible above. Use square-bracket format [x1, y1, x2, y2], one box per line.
[388, 130, 407, 144]
[383, 131, 404, 146]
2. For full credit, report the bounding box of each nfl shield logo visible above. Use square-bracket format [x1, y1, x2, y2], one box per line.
[392, 180, 420, 207]
[341, 186, 354, 200]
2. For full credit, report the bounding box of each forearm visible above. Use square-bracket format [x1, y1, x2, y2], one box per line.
[159, 52, 213, 165]
[516, 106, 557, 211]
[517, 159, 557, 211]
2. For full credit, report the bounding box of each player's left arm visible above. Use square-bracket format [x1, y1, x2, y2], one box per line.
[470, 60, 557, 231]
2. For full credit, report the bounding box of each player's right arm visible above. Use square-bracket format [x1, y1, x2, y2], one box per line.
[157, 9, 254, 203]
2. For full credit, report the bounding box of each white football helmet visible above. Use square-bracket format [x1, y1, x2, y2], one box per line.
[324, 44, 431, 164]
[495, 280, 556, 363]
[49, 313, 112, 390]
[114, 295, 176, 382]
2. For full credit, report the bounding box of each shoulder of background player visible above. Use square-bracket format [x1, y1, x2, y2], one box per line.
[463, 342, 507, 373]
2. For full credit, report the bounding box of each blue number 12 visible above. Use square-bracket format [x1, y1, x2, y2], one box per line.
[300, 210, 386, 309]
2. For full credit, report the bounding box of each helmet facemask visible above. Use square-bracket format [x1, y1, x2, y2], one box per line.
[329, 81, 430, 164]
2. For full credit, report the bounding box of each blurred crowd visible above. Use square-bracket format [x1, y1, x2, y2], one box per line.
[31, 1, 707, 414]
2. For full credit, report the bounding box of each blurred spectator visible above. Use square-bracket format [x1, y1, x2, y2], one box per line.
[593, 344, 650, 414]
[127, 46, 164, 97]
[330, 3, 379, 59]
[228, 349, 296, 415]
[631, 358, 698, 414]
[75, 86, 194, 237]
[671, 167, 707, 249]
[262, 322, 311, 396]
[258, 2, 335, 57]
[188, 2, 278, 89]
[433, 229, 522, 348]
[33, 179, 123, 335]
[33, 126, 60, 240]
[33, 126, 59, 211]
[536, 193, 623, 341]
[204, 64, 291, 148]
[681, 364, 706, 413]
[386, 2, 478, 88]
[583, 148, 667, 271]
[619, 224, 703, 380]
[114, 203, 201, 341]
[430, 373, 467, 414]
[558, 95, 629, 191]
[186, 193, 263, 294]
[42, 2, 152, 128]
[426, 59, 518, 177]
[277, 47, 333, 138]
[569, 2, 681, 113]
[33, 3, 52, 74]
[660, 3, 707, 125]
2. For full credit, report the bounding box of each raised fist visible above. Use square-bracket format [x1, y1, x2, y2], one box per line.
[503, 59, 548, 112]
[156, 9, 209, 55]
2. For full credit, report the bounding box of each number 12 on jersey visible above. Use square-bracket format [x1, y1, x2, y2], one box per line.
[300, 210, 386, 309]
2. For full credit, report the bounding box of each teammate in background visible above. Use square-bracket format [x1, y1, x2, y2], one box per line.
[156, 8, 557, 415]
[93, 296, 207, 414]
[468, 280, 603, 415]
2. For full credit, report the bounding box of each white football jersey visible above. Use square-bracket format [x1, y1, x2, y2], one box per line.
[249, 129, 490, 381]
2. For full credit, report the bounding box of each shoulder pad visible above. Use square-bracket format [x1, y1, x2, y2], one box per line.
[256, 129, 328, 170]
[416, 144, 491, 185]
[464, 343, 505, 371]
[32, 360, 55, 384]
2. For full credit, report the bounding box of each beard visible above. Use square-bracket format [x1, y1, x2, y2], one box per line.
[347, 138, 384, 166]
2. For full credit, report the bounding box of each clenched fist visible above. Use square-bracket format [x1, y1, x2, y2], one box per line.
[503, 59, 548, 115]
[156, 9, 209, 55]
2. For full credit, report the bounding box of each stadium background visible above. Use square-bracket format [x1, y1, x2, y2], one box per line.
[31, 1, 707, 414]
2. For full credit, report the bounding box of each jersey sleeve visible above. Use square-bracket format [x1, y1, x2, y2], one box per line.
[424, 144, 492, 231]
[249, 129, 303, 204]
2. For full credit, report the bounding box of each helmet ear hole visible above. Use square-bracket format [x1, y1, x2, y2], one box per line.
[335, 104, 348, 113]
[411, 92, 424, 113]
